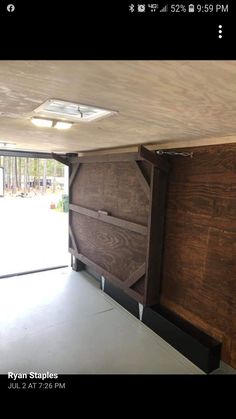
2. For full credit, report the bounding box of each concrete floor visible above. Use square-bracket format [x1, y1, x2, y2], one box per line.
[0, 268, 235, 374]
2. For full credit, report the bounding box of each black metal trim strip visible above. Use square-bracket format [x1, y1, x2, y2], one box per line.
[0, 150, 53, 159]
[100, 277, 221, 373]
[0, 265, 68, 279]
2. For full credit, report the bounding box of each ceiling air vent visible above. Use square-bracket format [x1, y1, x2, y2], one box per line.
[33, 99, 117, 123]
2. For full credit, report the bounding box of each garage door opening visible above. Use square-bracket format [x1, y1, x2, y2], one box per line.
[0, 152, 69, 277]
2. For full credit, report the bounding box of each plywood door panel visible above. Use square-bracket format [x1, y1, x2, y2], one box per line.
[70, 212, 147, 283]
[69, 150, 169, 305]
[69, 157, 150, 304]
[71, 161, 150, 225]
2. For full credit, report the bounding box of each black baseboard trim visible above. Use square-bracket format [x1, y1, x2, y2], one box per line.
[103, 280, 139, 319]
[142, 304, 221, 374]
[84, 273, 221, 373]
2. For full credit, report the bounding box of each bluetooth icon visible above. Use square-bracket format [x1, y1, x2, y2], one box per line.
[129, 4, 135, 13]
[7, 4, 15, 12]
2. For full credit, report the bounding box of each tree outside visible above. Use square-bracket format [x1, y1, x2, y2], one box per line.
[0, 156, 65, 198]
[0, 156, 69, 276]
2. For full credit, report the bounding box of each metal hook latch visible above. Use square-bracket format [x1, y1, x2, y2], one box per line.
[156, 150, 193, 158]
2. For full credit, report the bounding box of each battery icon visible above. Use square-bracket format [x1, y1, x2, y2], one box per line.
[188, 4, 195, 12]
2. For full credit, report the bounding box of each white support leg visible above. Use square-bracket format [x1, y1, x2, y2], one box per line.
[138, 303, 144, 321]
[101, 276, 105, 291]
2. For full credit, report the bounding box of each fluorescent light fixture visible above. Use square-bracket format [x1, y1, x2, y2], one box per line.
[33, 99, 117, 122]
[0, 141, 16, 148]
[54, 121, 73, 130]
[31, 118, 53, 128]
[31, 117, 72, 130]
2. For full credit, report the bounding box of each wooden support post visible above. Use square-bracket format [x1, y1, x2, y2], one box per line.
[144, 165, 169, 305]
[138, 145, 170, 173]
[52, 153, 70, 166]
[69, 163, 80, 188]
[132, 161, 150, 198]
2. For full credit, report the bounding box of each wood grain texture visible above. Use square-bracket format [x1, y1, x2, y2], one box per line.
[131, 161, 150, 198]
[124, 263, 146, 289]
[1, 61, 236, 153]
[69, 163, 81, 187]
[138, 145, 170, 172]
[138, 161, 151, 185]
[130, 276, 145, 296]
[70, 212, 147, 284]
[77, 153, 140, 163]
[161, 143, 236, 368]
[69, 247, 125, 288]
[69, 155, 168, 305]
[125, 287, 145, 304]
[78, 135, 236, 157]
[144, 166, 169, 305]
[71, 161, 150, 226]
[69, 203, 147, 236]
[69, 225, 79, 253]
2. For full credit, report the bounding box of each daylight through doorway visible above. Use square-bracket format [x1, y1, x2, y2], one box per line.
[0, 154, 69, 277]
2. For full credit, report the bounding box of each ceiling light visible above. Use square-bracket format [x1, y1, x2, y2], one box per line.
[54, 121, 73, 130]
[31, 118, 53, 128]
[0, 141, 16, 148]
[33, 99, 117, 122]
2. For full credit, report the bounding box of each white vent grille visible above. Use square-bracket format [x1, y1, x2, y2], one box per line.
[33, 99, 116, 122]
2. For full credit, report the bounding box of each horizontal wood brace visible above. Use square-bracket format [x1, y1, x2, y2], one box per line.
[69, 204, 148, 236]
[77, 152, 140, 164]
[51, 152, 70, 166]
[69, 248, 125, 288]
[69, 248, 146, 292]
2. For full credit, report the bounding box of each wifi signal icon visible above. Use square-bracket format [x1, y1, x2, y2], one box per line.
[160, 5, 168, 12]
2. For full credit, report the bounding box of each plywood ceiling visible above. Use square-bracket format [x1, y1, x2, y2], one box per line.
[0, 60, 236, 153]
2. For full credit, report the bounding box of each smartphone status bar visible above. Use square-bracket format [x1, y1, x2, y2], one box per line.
[128, 3, 229, 14]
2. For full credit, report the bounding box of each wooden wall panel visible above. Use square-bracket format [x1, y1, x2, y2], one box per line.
[71, 211, 147, 283]
[161, 143, 236, 368]
[71, 161, 150, 226]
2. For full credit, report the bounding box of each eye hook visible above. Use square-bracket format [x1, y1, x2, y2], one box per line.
[78, 106, 83, 118]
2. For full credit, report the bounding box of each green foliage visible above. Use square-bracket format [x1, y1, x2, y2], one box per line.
[57, 199, 63, 209]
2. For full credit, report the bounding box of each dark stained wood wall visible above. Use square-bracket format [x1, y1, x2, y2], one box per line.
[161, 143, 236, 368]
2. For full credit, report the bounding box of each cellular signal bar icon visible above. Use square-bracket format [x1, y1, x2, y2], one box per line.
[160, 5, 168, 12]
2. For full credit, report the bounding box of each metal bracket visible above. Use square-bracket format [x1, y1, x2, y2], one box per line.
[101, 276, 105, 291]
[156, 150, 193, 158]
[138, 303, 144, 321]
